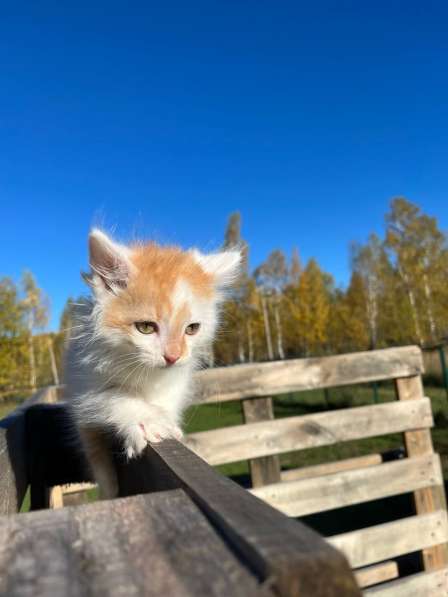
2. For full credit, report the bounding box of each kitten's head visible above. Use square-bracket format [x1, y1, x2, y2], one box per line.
[85, 229, 240, 368]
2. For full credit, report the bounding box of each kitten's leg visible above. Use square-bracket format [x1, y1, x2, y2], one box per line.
[79, 428, 118, 499]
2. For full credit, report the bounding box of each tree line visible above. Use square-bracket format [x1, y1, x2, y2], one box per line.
[214, 198, 448, 365]
[1, 197, 447, 397]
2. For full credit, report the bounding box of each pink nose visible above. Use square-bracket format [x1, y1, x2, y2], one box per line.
[164, 353, 180, 366]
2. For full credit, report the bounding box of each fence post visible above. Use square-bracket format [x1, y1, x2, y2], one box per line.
[395, 374, 448, 570]
[242, 397, 281, 488]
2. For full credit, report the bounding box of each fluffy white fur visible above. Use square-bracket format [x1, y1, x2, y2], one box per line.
[65, 229, 240, 498]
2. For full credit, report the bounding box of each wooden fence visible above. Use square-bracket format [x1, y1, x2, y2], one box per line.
[0, 388, 359, 595]
[184, 345, 448, 595]
[2, 345, 447, 595]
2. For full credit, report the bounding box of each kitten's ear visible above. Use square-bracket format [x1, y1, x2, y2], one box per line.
[85, 229, 132, 295]
[193, 249, 242, 287]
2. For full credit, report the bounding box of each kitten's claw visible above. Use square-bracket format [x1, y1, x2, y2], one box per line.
[123, 416, 183, 459]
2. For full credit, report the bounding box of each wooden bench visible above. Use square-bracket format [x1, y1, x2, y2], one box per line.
[183, 345, 448, 595]
[0, 392, 359, 595]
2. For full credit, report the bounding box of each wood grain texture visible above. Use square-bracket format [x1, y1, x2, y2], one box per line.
[193, 345, 423, 403]
[186, 398, 433, 465]
[363, 567, 448, 596]
[242, 398, 281, 488]
[280, 454, 382, 482]
[354, 561, 399, 589]
[329, 510, 448, 569]
[250, 454, 443, 517]
[115, 440, 361, 597]
[0, 411, 27, 515]
[396, 375, 448, 570]
[0, 489, 261, 597]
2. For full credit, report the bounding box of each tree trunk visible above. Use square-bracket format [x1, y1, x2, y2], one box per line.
[367, 279, 378, 349]
[399, 266, 424, 345]
[423, 273, 437, 342]
[238, 333, 246, 363]
[28, 315, 36, 390]
[247, 320, 254, 362]
[47, 336, 60, 385]
[273, 299, 285, 359]
[260, 295, 274, 360]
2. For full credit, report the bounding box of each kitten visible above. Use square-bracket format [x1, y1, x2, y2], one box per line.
[64, 229, 240, 498]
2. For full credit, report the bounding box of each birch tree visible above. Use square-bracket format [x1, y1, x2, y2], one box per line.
[21, 271, 49, 389]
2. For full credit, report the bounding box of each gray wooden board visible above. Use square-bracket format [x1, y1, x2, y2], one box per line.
[193, 345, 423, 403]
[0, 411, 27, 515]
[250, 453, 443, 517]
[0, 489, 261, 597]
[186, 397, 433, 465]
[115, 440, 361, 597]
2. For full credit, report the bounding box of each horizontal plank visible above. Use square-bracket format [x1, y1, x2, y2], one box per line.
[115, 440, 361, 597]
[329, 510, 448, 569]
[60, 482, 96, 495]
[186, 398, 433, 466]
[0, 489, 259, 597]
[193, 346, 423, 403]
[354, 561, 399, 589]
[250, 454, 443, 517]
[280, 453, 382, 482]
[364, 568, 448, 596]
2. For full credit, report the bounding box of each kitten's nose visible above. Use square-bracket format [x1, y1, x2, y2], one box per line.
[164, 353, 180, 366]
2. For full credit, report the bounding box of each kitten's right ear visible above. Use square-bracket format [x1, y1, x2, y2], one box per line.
[84, 229, 132, 296]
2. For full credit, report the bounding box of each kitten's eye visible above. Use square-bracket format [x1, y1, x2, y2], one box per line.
[185, 323, 201, 336]
[135, 321, 158, 334]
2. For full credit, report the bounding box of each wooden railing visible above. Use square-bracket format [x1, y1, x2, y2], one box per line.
[0, 388, 359, 595]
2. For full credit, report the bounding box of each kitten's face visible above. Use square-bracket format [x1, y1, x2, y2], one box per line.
[86, 230, 240, 368]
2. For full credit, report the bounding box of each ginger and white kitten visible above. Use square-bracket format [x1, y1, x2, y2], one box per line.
[65, 229, 240, 498]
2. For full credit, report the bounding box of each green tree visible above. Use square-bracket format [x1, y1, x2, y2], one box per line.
[21, 271, 49, 389]
[292, 259, 331, 356]
[385, 197, 448, 345]
[0, 278, 27, 392]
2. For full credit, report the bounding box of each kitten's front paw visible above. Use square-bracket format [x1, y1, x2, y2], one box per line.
[123, 416, 183, 459]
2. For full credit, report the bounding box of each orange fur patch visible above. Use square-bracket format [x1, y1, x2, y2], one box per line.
[102, 243, 213, 339]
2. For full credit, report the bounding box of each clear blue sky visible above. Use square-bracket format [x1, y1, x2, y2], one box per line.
[1, 2, 447, 329]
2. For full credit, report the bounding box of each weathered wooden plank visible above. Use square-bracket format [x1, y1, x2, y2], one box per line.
[280, 454, 382, 482]
[194, 346, 423, 403]
[0, 411, 27, 515]
[242, 397, 281, 488]
[396, 375, 448, 570]
[354, 561, 399, 589]
[0, 489, 261, 597]
[49, 483, 96, 509]
[363, 567, 448, 596]
[115, 440, 361, 597]
[329, 510, 448, 569]
[250, 454, 443, 517]
[186, 398, 433, 465]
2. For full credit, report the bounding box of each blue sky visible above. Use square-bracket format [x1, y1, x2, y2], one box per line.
[1, 2, 447, 329]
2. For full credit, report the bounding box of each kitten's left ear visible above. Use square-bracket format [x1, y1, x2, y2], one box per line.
[86, 229, 132, 295]
[193, 249, 242, 287]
